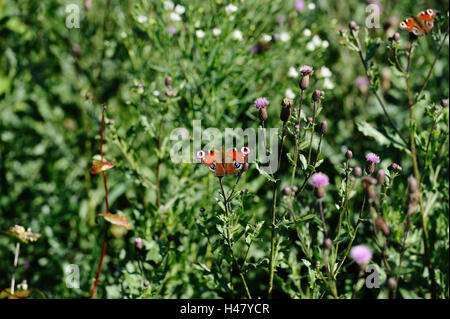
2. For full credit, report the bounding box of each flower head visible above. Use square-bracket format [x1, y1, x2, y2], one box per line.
[254, 97, 269, 110]
[366, 153, 380, 164]
[310, 172, 329, 188]
[355, 76, 369, 88]
[295, 0, 305, 12]
[299, 65, 314, 76]
[135, 237, 143, 250]
[350, 245, 372, 265]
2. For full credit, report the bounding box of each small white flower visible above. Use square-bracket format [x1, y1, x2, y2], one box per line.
[213, 28, 222, 36]
[321, 40, 329, 48]
[308, 3, 316, 10]
[229, 15, 235, 21]
[306, 42, 315, 51]
[163, 0, 174, 11]
[194, 21, 201, 28]
[286, 88, 296, 99]
[225, 4, 238, 14]
[323, 78, 334, 89]
[196, 30, 205, 38]
[233, 29, 243, 41]
[280, 31, 291, 42]
[170, 12, 181, 21]
[288, 67, 299, 78]
[303, 28, 312, 37]
[320, 66, 332, 78]
[153, 90, 160, 96]
[137, 15, 148, 23]
[174, 4, 185, 15]
[262, 34, 272, 42]
[120, 31, 127, 38]
[312, 35, 322, 46]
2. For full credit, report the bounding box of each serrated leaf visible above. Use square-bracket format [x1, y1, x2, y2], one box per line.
[255, 163, 277, 183]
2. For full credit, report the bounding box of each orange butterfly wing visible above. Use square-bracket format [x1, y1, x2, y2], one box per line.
[400, 9, 435, 36]
[400, 18, 424, 36]
[416, 9, 435, 33]
[197, 148, 249, 176]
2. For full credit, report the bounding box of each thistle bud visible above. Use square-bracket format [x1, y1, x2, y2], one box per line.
[259, 108, 268, 121]
[292, 185, 298, 193]
[388, 162, 402, 172]
[300, 76, 310, 90]
[307, 117, 313, 123]
[365, 162, 375, 175]
[200, 207, 205, 213]
[345, 150, 353, 160]
[242, 162, 249, 172]
[441, 99, 449, 108]
[387, 278, 398, 290]
[376, 169, 386, 185]
[280, 98, 293, 122]
[135, 238, 143, 250]
[165, 76, 173, 88]
[299, 66, 314, 90]
[144, 280, 150, 287]
[320, 120, 328, 134]
[405, 177, 419, 215]
[312, 89, 323, 101]
[84, 0, 92, 10]
[353, 166, 362, 177]
[375, 216, 390, 237]
[362, 176, 377, 199]
[349, 20, 360, 31]
[315, 187, 325, 198]
[282, 186, 292, 196]
[323, 238, 333, 250]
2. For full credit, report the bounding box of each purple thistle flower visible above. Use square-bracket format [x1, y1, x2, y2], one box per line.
[355, 76, 369, 88]
[366, 153, 380, 164]
[310, 172, 329, 188]
[295, 0, 305, 12]
[254, 97, 269, 110]
[168, 25, 176, 35]
[350, 245, 372, 265]
[299, 65, 314, 76]
[135, 237, 143, 244]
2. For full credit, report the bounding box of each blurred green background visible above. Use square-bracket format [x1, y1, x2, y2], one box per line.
[0, 0, 448, 298]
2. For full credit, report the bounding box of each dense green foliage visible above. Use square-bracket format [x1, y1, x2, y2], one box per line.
[0, 0, 448, 299]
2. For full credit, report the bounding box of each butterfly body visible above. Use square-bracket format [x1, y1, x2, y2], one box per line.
[197, 147, 250, 177]
[400, 9, 436, 36]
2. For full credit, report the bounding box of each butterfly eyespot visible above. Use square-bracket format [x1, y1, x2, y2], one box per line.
[196, 151, 205, 159]
[209, 163, 216, 170]
[234, 162, 241, 168]
[241, 147, 250, 156]
[427, 9, 434, 15]
[412, 28, 420, 35]
[208, 150, 215, 156]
